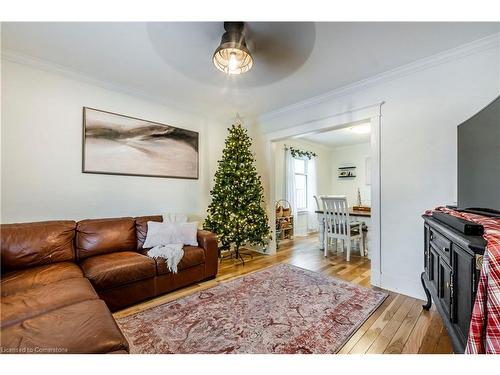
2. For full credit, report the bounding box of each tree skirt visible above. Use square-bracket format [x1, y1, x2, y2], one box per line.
[116, 263, 387, 353]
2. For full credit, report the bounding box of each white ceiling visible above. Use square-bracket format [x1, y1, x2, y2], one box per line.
[2, 22, 499, 121]
[300, 123, 371, 148]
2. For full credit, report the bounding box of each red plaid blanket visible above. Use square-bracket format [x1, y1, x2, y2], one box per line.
[426, 207, 500, 354]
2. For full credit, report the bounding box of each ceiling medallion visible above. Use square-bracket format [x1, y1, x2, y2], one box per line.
[213, 22, 253, 75]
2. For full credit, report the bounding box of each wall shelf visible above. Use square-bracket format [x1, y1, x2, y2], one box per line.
[338, 165, 356, 178]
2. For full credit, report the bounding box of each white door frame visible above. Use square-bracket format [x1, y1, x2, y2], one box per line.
[263, 102, 384, 287]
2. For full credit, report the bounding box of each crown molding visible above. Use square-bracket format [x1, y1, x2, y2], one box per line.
[3, 32, 499, 126]
[0, 48, 223, 123]
[260, 32, 500, 123]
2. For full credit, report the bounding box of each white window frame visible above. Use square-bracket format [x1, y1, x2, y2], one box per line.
[294, 157, 308, 212]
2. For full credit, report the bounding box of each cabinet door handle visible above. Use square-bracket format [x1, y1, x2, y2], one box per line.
[443, 247, 449, 252]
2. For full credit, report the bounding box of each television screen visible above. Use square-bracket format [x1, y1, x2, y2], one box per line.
[457, 96, 500, 212]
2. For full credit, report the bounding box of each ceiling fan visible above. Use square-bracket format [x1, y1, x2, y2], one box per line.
[146, 22, 315, 86]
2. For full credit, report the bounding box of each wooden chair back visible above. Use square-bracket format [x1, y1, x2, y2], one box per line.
[321, 196, 351, 236]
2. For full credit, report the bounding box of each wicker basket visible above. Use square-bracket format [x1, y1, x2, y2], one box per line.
[280, 220, 290, 229]
[276, 200, 292, 218]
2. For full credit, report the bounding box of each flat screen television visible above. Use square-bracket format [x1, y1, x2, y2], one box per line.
[457, 96, 500, 217]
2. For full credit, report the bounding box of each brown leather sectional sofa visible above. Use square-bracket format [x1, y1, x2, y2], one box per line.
[0, 215, 218, 354]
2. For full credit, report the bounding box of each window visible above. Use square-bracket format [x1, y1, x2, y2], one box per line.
[294, 158, 308, 211]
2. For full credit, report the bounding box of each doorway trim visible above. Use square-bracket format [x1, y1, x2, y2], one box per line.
[263, 102, 384, 287]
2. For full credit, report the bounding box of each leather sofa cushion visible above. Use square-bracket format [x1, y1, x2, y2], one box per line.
[1, 221, 76, 273]
[1, 262, 83, 296]
[134, 215, 163, 250]
[155, 246, 205, 275]
[1, 278, 98, 328]
[80, 251, 156, 290]
[76, 217, 137, 260]
[0, 299, 129, 354]
[97, 277, 156, 312]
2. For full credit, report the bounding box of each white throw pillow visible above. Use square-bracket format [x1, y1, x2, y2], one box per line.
[162, 213, 188, 224]
[143, 221, 198, 248]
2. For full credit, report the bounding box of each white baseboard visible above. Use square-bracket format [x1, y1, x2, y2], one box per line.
[370, 271, 381, 288]
[377, 272, 426, 300]
[245, 243, 272, 255]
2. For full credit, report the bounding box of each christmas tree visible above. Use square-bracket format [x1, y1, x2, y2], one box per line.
[204, 122, 270, 261]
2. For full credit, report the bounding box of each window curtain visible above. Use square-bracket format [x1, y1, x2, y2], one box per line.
[306, 157, 318, 232]
[284, 148, 298, 226]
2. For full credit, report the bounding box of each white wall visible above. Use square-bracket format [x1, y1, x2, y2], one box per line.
[258, 41, 500, 298]
[330, 142, 371, 207]
[273, 138, 332, 235]
[1, 60, 227, 223]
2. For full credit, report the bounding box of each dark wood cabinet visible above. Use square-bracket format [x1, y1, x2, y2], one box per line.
[438, 259, 452, 318]
[421, 215, 486, 353]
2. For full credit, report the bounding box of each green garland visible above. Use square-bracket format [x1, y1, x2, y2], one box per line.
[289, 146, 317, 159]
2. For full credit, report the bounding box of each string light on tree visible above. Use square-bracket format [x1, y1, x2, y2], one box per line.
[204, 121, 271, 262]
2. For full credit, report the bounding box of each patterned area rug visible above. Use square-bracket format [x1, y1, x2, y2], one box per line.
[117, 263, 387, 353]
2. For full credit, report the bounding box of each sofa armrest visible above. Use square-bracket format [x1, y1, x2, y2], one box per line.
[197, 230, 218, 278]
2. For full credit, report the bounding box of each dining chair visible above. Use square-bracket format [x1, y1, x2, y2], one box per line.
[321, 196, 364, 261]
[313, 195, 321, 211]
[315, 195, 347, 247]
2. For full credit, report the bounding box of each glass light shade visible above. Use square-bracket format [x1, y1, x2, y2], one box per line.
[213, 46, 253, 75]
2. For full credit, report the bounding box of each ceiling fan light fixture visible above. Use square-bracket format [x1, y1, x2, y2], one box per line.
[213, 22, 253, 75]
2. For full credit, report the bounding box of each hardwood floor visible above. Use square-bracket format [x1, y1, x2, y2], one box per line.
[114, 234, 453, 354]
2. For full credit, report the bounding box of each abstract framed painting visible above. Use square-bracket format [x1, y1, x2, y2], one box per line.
[82, 107, 199, 179]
